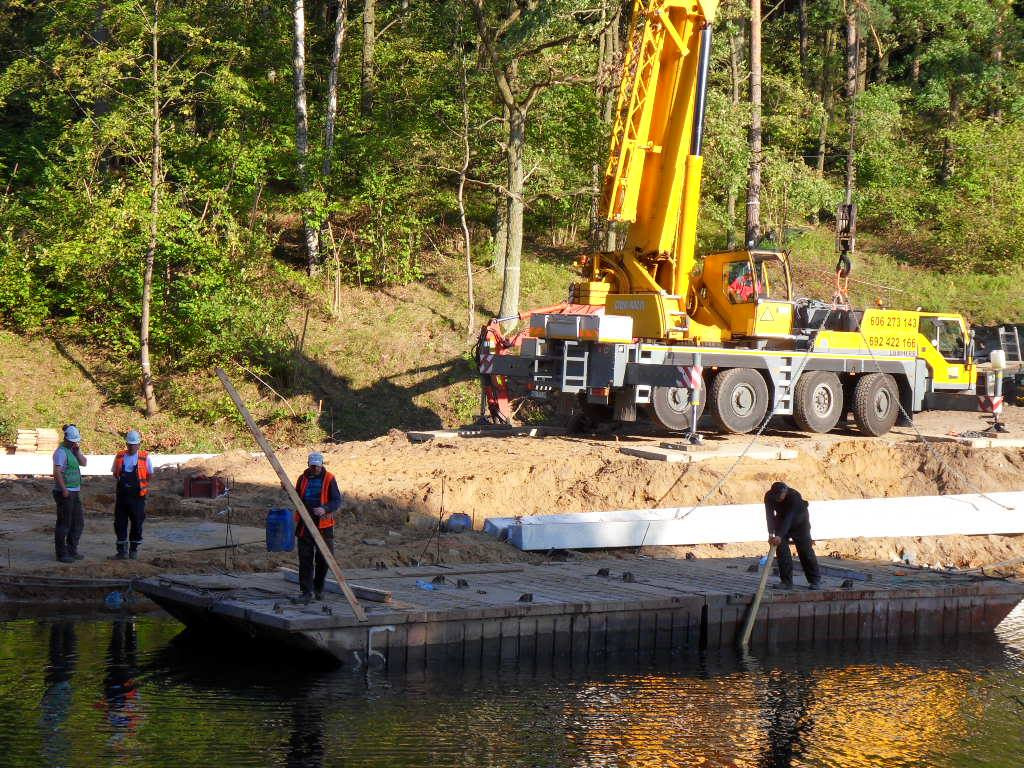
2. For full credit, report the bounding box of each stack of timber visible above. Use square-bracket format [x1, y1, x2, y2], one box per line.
[13, 428, 59, 455]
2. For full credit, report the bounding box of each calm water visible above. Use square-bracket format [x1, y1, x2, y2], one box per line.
[1, 607, 1023, 768]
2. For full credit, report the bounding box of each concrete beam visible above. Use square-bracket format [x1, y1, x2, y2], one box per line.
[0, 453, 218, 476]
[489, 491, 1024, 551]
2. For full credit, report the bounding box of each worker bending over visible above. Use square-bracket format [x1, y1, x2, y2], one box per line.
[111, 430, 153, 560]
[294, 452, 342, 601]
[764, 481, 821, 590]
[52, 425, 88, 563]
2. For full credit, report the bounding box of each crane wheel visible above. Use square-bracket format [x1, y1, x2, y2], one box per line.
[852, 372, 900, 436]
[793, 371, 844, 433]
[708, 368, 769, 434]
[650, 385, 704, 432]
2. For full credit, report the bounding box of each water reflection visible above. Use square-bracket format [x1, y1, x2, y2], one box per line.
[286, 693, 327, 768]
[40, 622, 77, 767]
[1, 610, 1022, 767]
[101, 619, 144, 754]
[759, 670, 814, 767]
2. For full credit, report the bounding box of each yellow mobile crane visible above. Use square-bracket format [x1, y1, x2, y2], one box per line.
[478, 0, 980, 437]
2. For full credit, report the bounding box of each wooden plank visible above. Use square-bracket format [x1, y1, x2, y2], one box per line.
[500, 618, 520, 661]
[279, 569, 391, 602]
[519, 618, 538, 665]
[216, 368, 366, 622]
[738, 545, 775, 649]
[571, 614, 590, 664]
[553, 615, 572, 661]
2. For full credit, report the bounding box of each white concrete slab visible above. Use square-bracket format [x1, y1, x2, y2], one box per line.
[495, 491, 1024, 551]
[620, 445, 799, 463]
[921, 435, 1024, 449]
[0, 453, 218, 476]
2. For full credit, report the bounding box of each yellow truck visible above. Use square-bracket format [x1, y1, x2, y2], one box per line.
[478, 0, 992, 437]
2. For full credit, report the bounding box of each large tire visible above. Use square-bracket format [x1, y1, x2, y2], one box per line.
[793, 371, 844, 433]
[709, 368, 769, 434]
[650, 384, 705, 433]
[852, 372, 900, 436]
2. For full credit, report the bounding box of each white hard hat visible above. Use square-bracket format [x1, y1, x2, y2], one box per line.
[64, 425, 82, 443]
[307, 452, 324, 467]
[125, 430, 142, 445]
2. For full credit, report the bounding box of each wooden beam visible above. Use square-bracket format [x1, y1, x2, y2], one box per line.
[279, 568, 392, 603]
[215, 367, 367, 621]
[738, 545, 775, 649]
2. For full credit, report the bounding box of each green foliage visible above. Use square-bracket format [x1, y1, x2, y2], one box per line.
[927, 120, 1024, 272]
[1, 0, 1023, 435]
[0, 392, 15, 444]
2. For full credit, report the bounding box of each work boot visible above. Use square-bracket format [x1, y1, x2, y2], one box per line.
[807, 581, 821, 591]
[115, 542, 128, 560]
[772, 580, 794, 590]
[129, 542, 140, 560]
[314, 590, 323, 601]
[57, 555, 75, 564]
[70, 552, 84, 561]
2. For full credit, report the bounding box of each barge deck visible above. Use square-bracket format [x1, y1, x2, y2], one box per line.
[137, 557, 1024, 670]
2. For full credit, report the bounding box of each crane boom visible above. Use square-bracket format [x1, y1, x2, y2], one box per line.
[476, 0, 983, 441]
[600, 0, 717, 298]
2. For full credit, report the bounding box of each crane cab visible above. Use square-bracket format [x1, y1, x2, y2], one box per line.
[691, 249, 795, 340]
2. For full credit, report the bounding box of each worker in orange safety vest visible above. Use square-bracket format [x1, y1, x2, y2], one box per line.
[294, 452, 343, 601]
[111, 430, 153, 560]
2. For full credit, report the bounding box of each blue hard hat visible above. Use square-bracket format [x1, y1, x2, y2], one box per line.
[64, 425, 81, 443]
[125, 430, 142, 445]
[308, 452, 324, 466]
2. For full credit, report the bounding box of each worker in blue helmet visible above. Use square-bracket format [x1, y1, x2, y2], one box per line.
[52, 425, 88, 563]
[764, 481, 821, 590]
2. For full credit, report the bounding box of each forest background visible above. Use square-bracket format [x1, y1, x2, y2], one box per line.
[1, 0, 1023, 451]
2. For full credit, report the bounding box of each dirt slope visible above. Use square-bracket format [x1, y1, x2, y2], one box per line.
[3, 407, 1023, 579]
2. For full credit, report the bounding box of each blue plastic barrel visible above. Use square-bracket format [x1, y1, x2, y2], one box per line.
[266, 508, 296, 552]
[443, 512, 472, 533]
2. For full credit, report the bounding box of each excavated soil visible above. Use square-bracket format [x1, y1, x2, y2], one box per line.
[2, 408, 1024, 581]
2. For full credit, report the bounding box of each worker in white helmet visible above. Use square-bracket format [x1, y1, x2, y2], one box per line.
[293, 451, 342, 601]
[111, 430, 153, 560]
[52, 424, 88, 563]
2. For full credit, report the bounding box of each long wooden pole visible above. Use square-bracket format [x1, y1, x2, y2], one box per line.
[738, 545, 775, 649]
[216, 368, 366, 621]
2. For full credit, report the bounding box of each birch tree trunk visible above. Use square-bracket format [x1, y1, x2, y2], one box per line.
[727, 29, 741, 249]
[816, 28, 834, 175]
[361, 0, 376, 116]
[492, 102, 510, 275]
[498, 109, 525, 320]
[798, 0, 807, 78]
[323, 0, 348, 178]
[493, 188, 508, 276]
[292, 0, 320, 273]
[320, 0, 348, 249]
[456, 45, 475, 343]
[591, 0, 621, 250]
[844, 5, 857, 205]
[141, 0, 161, 416]
[745, 0, 762, 247]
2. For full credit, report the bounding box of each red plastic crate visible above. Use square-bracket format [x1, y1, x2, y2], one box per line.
[183, 475, 226, 498]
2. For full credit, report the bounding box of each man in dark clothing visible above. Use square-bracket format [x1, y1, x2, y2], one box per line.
[764, 481, 821, 589]
[293, 452, 343, 601]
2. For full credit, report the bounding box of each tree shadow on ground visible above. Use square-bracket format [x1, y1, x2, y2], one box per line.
[285, 351, 478, 442]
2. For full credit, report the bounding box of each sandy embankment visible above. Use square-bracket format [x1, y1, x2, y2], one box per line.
[2, 406, 1023, 585]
